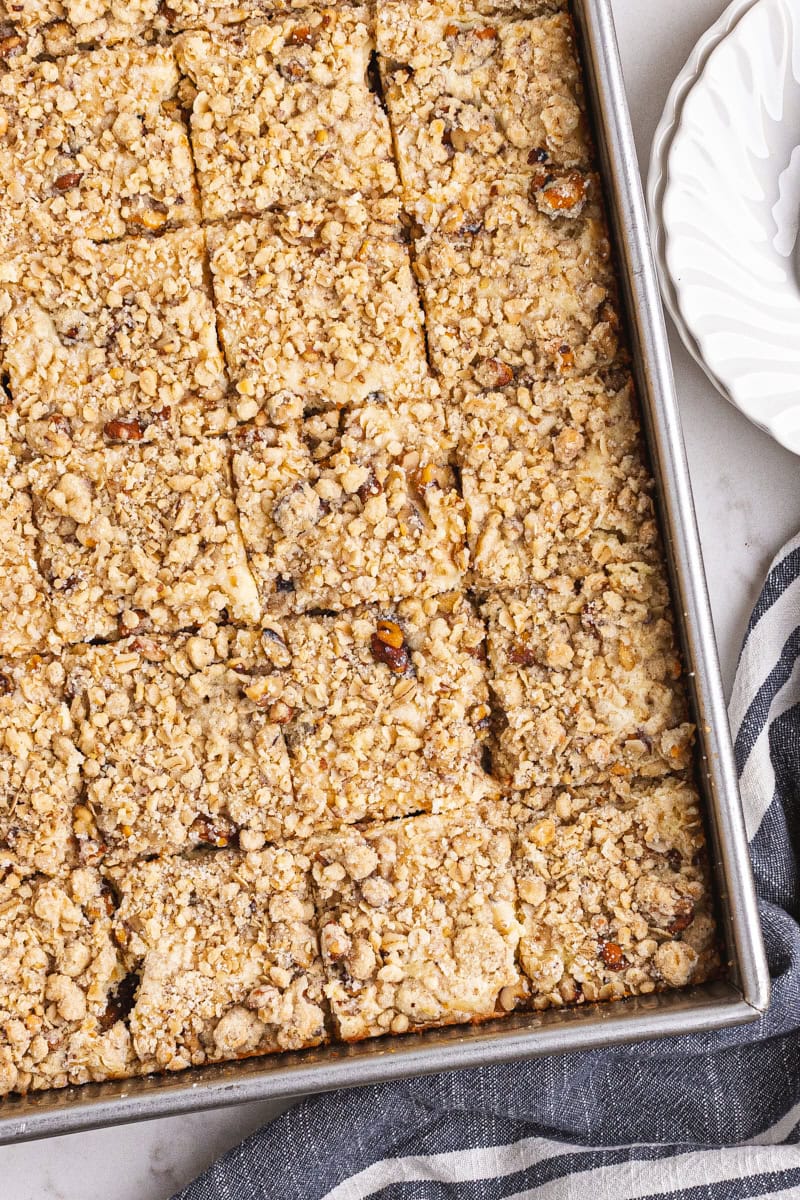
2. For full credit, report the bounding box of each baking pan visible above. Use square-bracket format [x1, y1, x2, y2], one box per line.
[0, 0, 770, 1144]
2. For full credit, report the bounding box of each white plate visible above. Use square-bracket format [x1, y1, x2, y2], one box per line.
[647, 0, 800, 455]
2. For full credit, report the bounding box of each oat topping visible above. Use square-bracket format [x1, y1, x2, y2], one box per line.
[232, 398, 468, 615]
[65, 628, 294, 863]
[483, 574, 695, 789]
[0, 0, 157, 60]
[277, 594, 495, 828]
[28, 434, 260, 643]
[0, 0, 719, 1098]
[207, 199, 429, 418]
[156, 0, 362, 35]
[176, 8, 399, 221]
[0, 45, 198, 254]
[0, 229, 230, 448]
[513, 777, 720, 1007]
[377, 2, 588, 233]
[110, 847, 326, 1071]
[0, 858, 136, 1096]
[312, 804, 521, 1040]
[414, 189, 620, 386]
[458, 373, 656, 591]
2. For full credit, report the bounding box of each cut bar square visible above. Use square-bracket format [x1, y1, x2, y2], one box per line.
[176, 8, 399, 221]
[208, 200, 429, 417]
[312, 804, 521, 1041]
[458, 374, 657, 592]
[0, 861, 136, 1097]
[278, 593, 494, 828]
[377, 1, 589, 232]
[0, 46, 199, 254]
[231, 397, 467, 615]
[110, 847, 327, 1072]
[513, 777, 720, 1009]
[28, 434, 260, 644]
[0, 654, 81, 876]
[66, 628, 294, 864]
[0, 0, 157, 59]
[414, 190, 620, 386]
[483, 568, 694, 789]
[0, 229, 230, 449]
[0, 433, 53, 656]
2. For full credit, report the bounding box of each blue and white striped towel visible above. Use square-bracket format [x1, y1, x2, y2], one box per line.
[174, 534, 800, 1200]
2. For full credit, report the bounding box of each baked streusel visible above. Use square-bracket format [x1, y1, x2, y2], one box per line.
[0, 0, 719, 1098]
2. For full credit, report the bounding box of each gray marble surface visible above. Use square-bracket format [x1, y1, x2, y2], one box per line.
[4, 1, 800, 1195]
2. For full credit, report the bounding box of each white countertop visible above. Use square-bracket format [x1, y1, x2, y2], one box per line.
[5, 1, 800, 1196]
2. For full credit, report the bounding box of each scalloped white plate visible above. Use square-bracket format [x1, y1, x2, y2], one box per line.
[648, 0, 800, 455]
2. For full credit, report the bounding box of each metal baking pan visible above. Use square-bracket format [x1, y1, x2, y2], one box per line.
[0, 0, 770, 1144]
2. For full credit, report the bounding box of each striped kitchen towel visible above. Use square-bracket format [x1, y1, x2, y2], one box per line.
[174, 534, 800, 1200]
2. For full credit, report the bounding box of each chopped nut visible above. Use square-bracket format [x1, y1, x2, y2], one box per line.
[103, 418, 144, 443]
[370, 622, 411, 675]
[286, 24, 314, 45]
[599, 940, 626, 971]
[54, 172, 83, 192]
[127, 209, 169, 232]
[374, 619, 404, 650]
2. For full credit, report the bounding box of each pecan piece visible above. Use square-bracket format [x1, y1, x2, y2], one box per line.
[371, 619, 411, 674]
[0, 671, 13, 697]
[190, 814, 237, 848]
[599, 940, 626, 971]
[0, 34, 25, 59]
[667, 898, 696, 935]
[476, 357, 514, 389]
[287, 24, 314, 45]
[530, 167, 590, 219]
[54, 171, 83, 192]
[104, 417, 144, 442]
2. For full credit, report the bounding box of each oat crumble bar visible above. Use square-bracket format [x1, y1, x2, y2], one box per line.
[313, 804, 521, 1040]
[514, 777, 719, 1008]
[483, 568, 695, 789]
[207, 199, 429, 418]
[458, 373, 656, 591]
[232, 398, 468, 615]
[28, 434, 260, 644]
[0, 655, 81, 876]
[414, 189, 620, 386]
[176, 9, 399, 222]
[276, 593, 494, 828]
[377, 2, 589, 233]
[0, 45, 199, 254]
[0, 229, 230, 449]
[66, 627, 295, 863]
[0, 858, 136, 1095]
[110, 847, 327, 1071]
